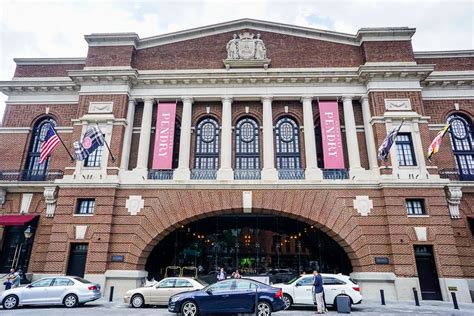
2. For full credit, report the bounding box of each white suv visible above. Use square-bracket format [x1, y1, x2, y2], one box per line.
[273, 273, 362, 310]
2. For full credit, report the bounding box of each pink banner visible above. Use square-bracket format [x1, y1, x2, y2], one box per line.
[152, 102, 177, 169]
[319, 101, 345, 169]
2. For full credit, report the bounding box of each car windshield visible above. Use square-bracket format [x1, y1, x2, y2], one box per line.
[73, 277, 92, 284]
[285, 276, 299, 284]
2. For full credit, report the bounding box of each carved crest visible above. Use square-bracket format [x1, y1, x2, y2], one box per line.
[224, 33, 271, 69]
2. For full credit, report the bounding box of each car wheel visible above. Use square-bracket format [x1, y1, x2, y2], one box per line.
[257, 301, 272, 316]
[131, 294, 144, 308]
[2, 294, 19, 309]
[282, 294, 292, 310]
[181, 300, 198, 316]
[63, 293, 78, 308]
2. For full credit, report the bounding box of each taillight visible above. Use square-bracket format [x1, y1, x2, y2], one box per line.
[275, 289, 283, 298]
[352, 286, 360, 292]
[88, 285, 97, 291]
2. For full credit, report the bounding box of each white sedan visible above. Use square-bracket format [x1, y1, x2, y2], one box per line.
[1, 276, 101, 309]
[274, 273, 362, 310]
[124, 277, 206, 308]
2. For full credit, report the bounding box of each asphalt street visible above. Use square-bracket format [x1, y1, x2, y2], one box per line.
[1, 299, 473, 315]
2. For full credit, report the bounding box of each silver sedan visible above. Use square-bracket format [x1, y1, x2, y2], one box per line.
[1, 276, 101, 309]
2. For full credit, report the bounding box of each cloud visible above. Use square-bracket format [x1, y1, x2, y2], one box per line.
[0, 0, 472, 123]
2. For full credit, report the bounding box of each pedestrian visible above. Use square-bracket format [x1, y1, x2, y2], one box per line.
[312, 270, 325, 314]
[11, 272, 21, 289]
[233, 269, 242, 279]
[3, 268, 15, 290]
[217, 267, 226, 281]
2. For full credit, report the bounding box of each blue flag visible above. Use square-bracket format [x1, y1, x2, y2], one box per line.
[74, 127, 105, 161]
[377, 121, 404, 162]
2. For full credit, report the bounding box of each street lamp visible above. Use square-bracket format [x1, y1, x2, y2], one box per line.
[24, 225, 33, 239]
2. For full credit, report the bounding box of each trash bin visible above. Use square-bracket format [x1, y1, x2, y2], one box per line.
[336, 295, 351, 313]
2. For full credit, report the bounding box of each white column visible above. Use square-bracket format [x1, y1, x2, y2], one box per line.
[120, 98, 136, 170]
[361, 96, 379, 172]
[135, 98, 154, 170]
[261, 96, 278, 180]
[174, 97, 193, 180]
[301, 96, 322, 180]
[217, 97, 234, 180]
[342, 96, 363, 176]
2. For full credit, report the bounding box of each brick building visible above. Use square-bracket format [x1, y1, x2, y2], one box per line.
[0, 19, 473, 303]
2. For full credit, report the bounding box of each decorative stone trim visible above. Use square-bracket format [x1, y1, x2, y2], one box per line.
[243, 191, 252, 213]
[44, 186, 58, 218]
[384, 98, 412, 111]
[126, 195, 144, 215]
[89, 101, 113, 114]
[75, 225, 88, 240]
[0, 188, 6, 205]
[445, 185, 462, 219]
[414, 227, 427, 241]
[20, 193, 33, 214]
[353, 196, 373, 216]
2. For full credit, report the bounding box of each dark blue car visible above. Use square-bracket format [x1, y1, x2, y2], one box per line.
[168, 278, 285, 316]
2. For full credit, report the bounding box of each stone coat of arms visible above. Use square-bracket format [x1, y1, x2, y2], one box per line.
[224, 32, 271, 69]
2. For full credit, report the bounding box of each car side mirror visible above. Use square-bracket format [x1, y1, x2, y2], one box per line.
[26, 284, 32, 288]
[206, 288, 213, 295]
[295, 283, 301, 287]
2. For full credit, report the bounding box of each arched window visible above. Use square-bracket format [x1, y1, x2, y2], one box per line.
[275, 116, 303, 179]
[24, 117, 57, 180]
[194, 117, 220, 173]
[448, 114, 474, 180]
[235, 117, 260, 179]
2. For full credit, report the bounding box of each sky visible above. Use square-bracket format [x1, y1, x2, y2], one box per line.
[0, 0, 473, 123]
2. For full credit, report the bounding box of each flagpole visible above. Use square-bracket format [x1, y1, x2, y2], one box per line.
[50, 125, 75, 162]
[95, 123, 116, 162]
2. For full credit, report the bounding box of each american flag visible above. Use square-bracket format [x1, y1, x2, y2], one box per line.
[39, 125, 60, 164]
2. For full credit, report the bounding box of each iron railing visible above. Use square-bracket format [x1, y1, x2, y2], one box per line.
[148, 169, 174, 180]
[191, 169, 217, 180]
[0, 169, 64, 182]
[234, 169, 261, 180]
[322, 169, 350, 180]
[278, 169, 305, 180]
[439, 168, 474, 181]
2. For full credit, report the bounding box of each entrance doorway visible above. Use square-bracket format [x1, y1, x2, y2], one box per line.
[67, 243, 88, 277]
[146, 215, 352, 283]
[414, 245, 442, 300]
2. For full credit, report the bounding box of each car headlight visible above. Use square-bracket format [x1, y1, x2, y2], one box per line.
[170, 295, 181, 302]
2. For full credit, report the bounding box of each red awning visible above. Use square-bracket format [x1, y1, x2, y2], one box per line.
[0, 215, 38, 226]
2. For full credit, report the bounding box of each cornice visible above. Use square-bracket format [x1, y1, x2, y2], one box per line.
[421, 70, 474, 88]
[14, 57, 86, 65]
[414, 50, 474, 58]
[0, 79, 79, 96]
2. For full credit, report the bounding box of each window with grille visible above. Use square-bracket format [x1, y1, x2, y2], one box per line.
[172, 119, 181, 169]
[448, 114, 474, 179]
[24, 117, 57, 180]
[84, 145, 103, 167]
[396, 133, 417, 166]
[405, 199, 426, 215]
[275, 117, 301, 169]
[76, 199, 95, 215]
[194, 117, 219, 169]
[235, 117, 260, 170]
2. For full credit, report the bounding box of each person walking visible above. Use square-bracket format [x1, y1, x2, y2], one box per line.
[232, 269, 242, 279]
[217, 267, 226, 281]
[312, 270, 325, 314]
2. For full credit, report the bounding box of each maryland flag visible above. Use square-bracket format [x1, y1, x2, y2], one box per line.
[427, 123, 450, 162]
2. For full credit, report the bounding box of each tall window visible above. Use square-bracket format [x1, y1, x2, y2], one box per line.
[275, 117, 302, 170]
[396, 133, 416, 166]
[194, 117, 219, 170]
[24, 117, 57, 180]
[448, 114, 474, 180]
[172, 119, 181, 169]
[235, 117, 260, 170]
[84, 145, 103, 167]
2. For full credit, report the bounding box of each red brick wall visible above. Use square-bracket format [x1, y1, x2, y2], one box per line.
[133, 29, 364, 70]
[416, 57, 474, 71]
[14, 64, 85, 78]
[2, 104, 78, 127]
[362, 41, 415, 63]
[85, 46, 135, 67]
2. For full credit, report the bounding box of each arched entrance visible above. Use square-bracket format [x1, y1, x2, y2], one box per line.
[145, 214, 352, 283]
